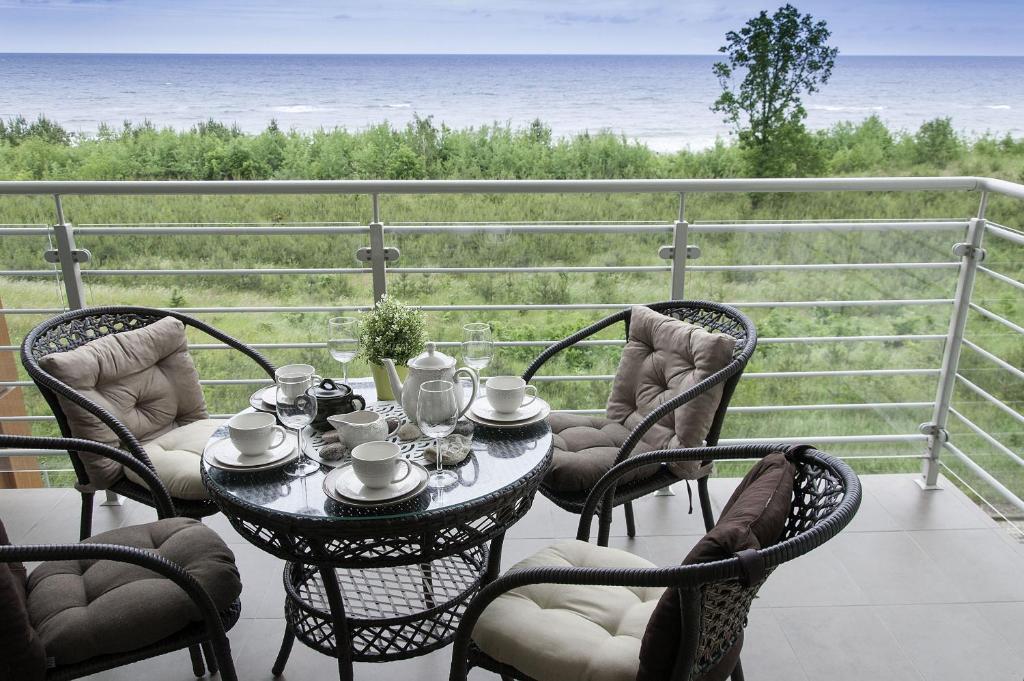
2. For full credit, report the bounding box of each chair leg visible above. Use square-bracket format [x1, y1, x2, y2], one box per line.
[212, 637, 239, 681]
[188, 644, 206, 677]
[79, 491, 95, 540]
[597, 504, 613, 546]
[201, 640, 218, 675]
[624, 501, 637, 537]
[697, 476, 716, 532]
[272, 628, 295, 676]
[730, 657, 745, 681]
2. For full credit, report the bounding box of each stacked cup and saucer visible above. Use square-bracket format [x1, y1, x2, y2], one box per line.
[466, 376, 551, 428]
[323, 441, 430, 506]
[205, 412, 298, 472]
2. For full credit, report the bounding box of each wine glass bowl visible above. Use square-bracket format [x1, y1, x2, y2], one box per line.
[276, 365, 320, 478]
[327, 317, 360, 384]
[462, 322, 493, 371]
[416, 379, 460, 488]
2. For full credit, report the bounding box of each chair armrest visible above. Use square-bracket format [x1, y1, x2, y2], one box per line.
[577, 443, 787, 541]
[0, 435, 176, 518]
[0, 542, 231, 637]
[448, 559, 738, 681]
[521, 309, 629, 382]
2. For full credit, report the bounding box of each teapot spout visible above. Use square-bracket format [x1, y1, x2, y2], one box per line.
[379, 358, 404, 401]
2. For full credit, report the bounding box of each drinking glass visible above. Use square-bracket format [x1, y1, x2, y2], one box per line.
[327, 316, 360, 384]
[276, 366, 320, 478]
[462, 322, 493, 371]
[416, 379, 459, 488]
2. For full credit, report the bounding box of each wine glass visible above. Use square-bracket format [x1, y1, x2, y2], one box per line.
[327, 316, 360, 384]
[416, 379, 459, 488]
[462, 322, 493, 371]
[276, 366, 320, 478]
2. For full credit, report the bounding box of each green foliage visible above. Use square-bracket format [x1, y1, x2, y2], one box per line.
[712, 4, 838, 177]
[359, 296, 427, 365]
[913, 117, 962, 166]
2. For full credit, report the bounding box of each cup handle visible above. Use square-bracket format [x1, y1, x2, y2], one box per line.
[269, 426, 288, 449]
[454, 367, 479, 420]
[521, 384, 538, 407]
[352, 395, 366, 411]
[391, 459, 412, 484]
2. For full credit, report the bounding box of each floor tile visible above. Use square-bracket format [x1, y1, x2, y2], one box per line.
[755, 543, 868, 608]
[875, 603, 1024, 681]
[741, 609, 809, 681]
[869, 475, 996, 531]
[909, 529, 1024, 602]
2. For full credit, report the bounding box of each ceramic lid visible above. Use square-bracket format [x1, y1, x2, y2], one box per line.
[308, 377, 352, 400]
[409, 342, 454, 369]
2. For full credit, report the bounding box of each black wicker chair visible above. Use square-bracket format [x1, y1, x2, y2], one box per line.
[21, 306, 276, 539]
[523, 301, 757, 544]
[0, 434, 241, 681]
[450, 443, 862, 681]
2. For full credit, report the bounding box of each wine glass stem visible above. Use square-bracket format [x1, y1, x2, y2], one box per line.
[297, 427, 303, 464]
[342, 362, 348, 384]
[436, 437, 441, 474]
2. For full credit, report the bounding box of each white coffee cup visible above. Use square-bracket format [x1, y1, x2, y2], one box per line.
[275, 364, 320, 400]
[485, 376, 538, 414]
[228, 412, 287, 456]
[328, 410, 388, 448]
[350, 441, 411, 489]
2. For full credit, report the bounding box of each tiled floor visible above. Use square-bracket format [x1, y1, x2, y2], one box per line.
[2, 474, 1022, 681]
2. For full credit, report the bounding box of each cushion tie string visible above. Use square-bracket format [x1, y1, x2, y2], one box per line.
[734, 548, 766, 587]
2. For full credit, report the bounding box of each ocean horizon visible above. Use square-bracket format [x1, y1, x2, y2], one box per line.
[2, 53, 1022, 151]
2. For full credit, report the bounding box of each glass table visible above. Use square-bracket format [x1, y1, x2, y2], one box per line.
[201, 382, 552, 681]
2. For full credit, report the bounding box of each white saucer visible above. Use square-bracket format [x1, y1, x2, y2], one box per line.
[249, 386, 277, 412]
[323, 461, 429, 505]
[466, 401, 550, 428]
[470, 397, 546, 422]
[209, 435, 295, 468]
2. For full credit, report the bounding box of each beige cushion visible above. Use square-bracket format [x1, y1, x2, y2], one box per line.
[27, 518, 241, 666]
[473, 540, 664, 681]
[123, 419, 224, 500]
[38, 317, 209, 489]
[607, 306, 735, 479]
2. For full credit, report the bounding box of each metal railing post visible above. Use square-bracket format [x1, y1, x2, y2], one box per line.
[659, 193, 700, 301]
[358, 193, 398, 304]
[919, 193, 988, 489]
[47, 196, 120, 505]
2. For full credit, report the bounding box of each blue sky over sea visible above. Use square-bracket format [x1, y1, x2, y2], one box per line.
[1, 0, 1022, 55]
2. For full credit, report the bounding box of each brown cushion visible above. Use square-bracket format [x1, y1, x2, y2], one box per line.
[38, 317, 209, 489]
[544, 307, 735, 493]
[636, 452, 797, 681]
[26, 517, 241, 666]
[0, 519, 46, 681]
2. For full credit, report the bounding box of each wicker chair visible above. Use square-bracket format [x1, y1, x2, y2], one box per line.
[21, 306, 276, 539]
[0, 434, 241, 681]
[523, 301, 757, 544]
[450, 443, 862, 681]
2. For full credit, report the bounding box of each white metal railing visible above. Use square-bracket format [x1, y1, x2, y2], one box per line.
[0, 176, 1021, 529]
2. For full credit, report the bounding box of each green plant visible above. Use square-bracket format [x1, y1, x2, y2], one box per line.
[712, 4, 837, 177]
[359, 295, 427, 365]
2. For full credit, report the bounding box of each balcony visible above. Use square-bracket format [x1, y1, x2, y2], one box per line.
[1, 176, 1022, 679]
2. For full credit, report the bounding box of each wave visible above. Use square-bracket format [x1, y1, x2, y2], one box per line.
[386, 103, 412, 109]
[808, 105, 885, 112]
[986, 104, 1011, 110]
[270, 105, 325, 113]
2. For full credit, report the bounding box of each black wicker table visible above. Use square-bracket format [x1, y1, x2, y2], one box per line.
[200, 382, 553, 681]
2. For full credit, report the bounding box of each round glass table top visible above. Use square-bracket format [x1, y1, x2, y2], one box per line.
[201, 384, 552, 524]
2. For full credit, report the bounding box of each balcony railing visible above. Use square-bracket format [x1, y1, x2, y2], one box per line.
[0, 177, 1021, 534]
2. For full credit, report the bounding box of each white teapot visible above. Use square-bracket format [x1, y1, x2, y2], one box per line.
[380, 343, 479, 422]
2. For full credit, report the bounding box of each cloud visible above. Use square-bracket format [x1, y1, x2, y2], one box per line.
[545, 11, 639, 25]
[332, 13, 352, 19]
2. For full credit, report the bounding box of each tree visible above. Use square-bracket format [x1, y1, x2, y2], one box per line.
[712, 4, 837, 177]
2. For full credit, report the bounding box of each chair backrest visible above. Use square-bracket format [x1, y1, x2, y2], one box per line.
[675, 447, 859, 681]
[21, 306, 275, 489]
[634, 301, 756, 448]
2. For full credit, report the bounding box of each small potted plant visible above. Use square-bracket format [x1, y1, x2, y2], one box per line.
[360, 295, 427, 401]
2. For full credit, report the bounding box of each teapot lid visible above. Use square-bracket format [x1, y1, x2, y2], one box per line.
[409, 342, 454, 370]
[308, 377, 352, 399]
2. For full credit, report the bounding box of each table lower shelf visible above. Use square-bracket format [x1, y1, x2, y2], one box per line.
[283, 545, 488, 662]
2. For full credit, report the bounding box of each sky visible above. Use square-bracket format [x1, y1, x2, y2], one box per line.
[0, 0, 1022, 55]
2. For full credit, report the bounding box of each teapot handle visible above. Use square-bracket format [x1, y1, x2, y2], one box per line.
[453, 367, 479, 420]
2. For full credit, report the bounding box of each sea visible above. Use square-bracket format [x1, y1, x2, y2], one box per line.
[1, 54, 1022, 151]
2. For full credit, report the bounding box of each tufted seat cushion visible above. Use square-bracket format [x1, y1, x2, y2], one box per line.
[473, 540, 664, 681]
[545, 307, 736, 492]
[0, 518, 47, 681]
[125, 418, 225, 500]
[26, 517, 241, 667]
[38, 317, 209, 489]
